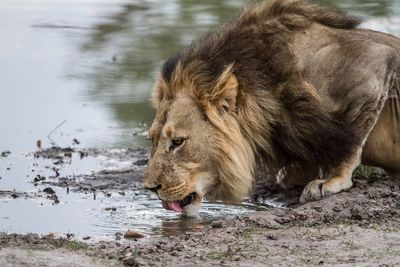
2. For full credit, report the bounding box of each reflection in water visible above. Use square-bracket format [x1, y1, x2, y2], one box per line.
[75, 0, 244, 147]
[317, 0, 397, 17]
[74, 0, 400, 148]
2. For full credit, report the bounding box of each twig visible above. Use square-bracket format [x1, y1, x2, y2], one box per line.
[47, 119, 67, 146]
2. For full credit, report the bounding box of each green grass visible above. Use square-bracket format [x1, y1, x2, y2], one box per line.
[207, 250, 232, 260]
[66, 241, 88, 251]
[353, 165, 378, 177]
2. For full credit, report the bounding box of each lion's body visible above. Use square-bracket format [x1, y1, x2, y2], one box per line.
[364, 98, 400, 176]
[144, 0, 400, 213]
[291, 23, 400, 177]
[354, 29, 400, 176]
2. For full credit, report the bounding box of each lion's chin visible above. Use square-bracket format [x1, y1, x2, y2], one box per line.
[182, 202, 201, 217]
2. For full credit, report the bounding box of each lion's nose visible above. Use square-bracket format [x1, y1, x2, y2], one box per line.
[145, 184, 162, 193]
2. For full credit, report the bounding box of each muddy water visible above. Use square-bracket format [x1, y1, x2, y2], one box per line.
[0, 150, 268, 240]
[0, 0, 399, 240]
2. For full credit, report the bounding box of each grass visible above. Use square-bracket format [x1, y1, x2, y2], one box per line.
[353, 165, 378, 177]
[66, 241, 88, 251]
[242, 223, 262, 239]
[207, 250, 232, 260]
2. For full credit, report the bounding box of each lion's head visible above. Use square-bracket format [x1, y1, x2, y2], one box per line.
[144, 62, 257, 215]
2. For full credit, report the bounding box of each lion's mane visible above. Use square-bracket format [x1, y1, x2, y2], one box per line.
[153, 0, 360, 201]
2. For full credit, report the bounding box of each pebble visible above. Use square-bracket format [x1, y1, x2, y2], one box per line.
[82, 236, 91, 240]
[115, 232, 123, 240]
[43, 187, 56, 194]
[333, 206, 342, 212]
[124, 230, 144, 239]
[266, 234, 278, 240]
[313, 206, 322, 212]
[1, 151, 11, 157]
[211, 221, 223, 229]
[34, 175, 46, 182]
[123, 256, 140, 267]
[105, 207, 117, 211]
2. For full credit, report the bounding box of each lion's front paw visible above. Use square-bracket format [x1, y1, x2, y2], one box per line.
[299, 179, 326, 203]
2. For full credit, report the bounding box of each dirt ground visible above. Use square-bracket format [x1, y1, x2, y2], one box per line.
[1, 147, 400, 266]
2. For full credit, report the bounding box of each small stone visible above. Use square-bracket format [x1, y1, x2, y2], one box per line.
[115, 232, 123, 240]
[34, 175, 46, 182]
[82, 236, 91, 240]
[43, 187, 55, 194]
[105, 207, 117, 211]
[211, 221, 223, 228]
[124, 230, 144, 239]
[123, 256, 139, 267]
[226, 227, 235, 233]
[134, 159, 148, 166]
[333, 206, 342, 212]
[313, 206, 322, 212]
[124, 252, 132, 258]
[1, 151, 11, 157]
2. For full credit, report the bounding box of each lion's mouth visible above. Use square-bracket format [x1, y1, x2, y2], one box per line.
[161, 192, 196, 212]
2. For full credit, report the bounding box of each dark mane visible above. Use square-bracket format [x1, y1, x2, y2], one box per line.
[161, 0, 361, 83]
[159, 0, 359, 174]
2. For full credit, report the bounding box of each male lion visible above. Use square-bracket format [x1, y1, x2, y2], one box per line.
[144, 0, 400, 215]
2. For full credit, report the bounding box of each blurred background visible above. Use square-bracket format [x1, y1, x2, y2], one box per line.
[1, 0, 400, 152]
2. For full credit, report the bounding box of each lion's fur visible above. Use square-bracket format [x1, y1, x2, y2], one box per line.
[146, 0, 400, 206]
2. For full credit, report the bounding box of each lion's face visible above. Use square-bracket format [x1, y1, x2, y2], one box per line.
[144, 96, 220, 215]
[144, 66, 255, 215]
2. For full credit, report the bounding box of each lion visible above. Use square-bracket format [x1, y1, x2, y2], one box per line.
[144, 0, 400, 215]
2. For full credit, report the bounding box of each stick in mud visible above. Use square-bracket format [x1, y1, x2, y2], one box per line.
[47, 119, 67, 146]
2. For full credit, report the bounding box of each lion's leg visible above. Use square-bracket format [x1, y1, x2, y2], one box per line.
[300, 43, 398, 203]
[300, 90, 388, 203]
[279, 165, 317, 189]
[299, 147, 361, 203]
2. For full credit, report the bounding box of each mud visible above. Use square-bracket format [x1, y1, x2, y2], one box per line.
[1, 147, 400, 266]
[34, 147, 148, 193]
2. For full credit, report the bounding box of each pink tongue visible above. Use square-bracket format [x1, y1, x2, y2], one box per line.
[161, 201, 183, 212]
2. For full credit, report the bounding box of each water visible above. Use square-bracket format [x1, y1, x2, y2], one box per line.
[0, 0, 399, 239]
[0, 150, 267, 239]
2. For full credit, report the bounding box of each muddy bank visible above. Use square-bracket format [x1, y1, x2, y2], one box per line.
[1, 147, 400, 266]
[33, 146, 148, 193]
[100, 170, 400, 266]
[0, 233, 121, 267]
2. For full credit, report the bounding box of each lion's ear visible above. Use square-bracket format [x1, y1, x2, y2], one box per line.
[209, 65, 239, 114]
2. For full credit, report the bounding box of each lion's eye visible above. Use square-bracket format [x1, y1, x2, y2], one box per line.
[170, 138, 185, 151]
